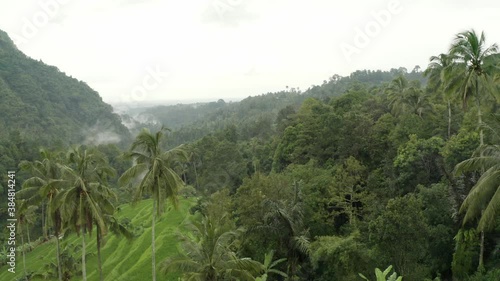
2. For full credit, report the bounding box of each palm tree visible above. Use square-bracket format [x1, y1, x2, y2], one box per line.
[454, 143, 500, 271]
[455, 144, 500, 231]
[16, 199, 38, 279]
[424, 53, 454, 138]
[18, 148, 63, 240]
[56, 146, 116, 281]
[161, 213, 261, 281]
[443, 29, 499, 146]
[92, 190, 120, 281]
[18, 148, 65, 281]
[385, 75, 411, 117]
[385, 75, 431, 118]
[445, 29, 499, 269]
[262, 182, 310, 280]
[119, 127, 187, 281]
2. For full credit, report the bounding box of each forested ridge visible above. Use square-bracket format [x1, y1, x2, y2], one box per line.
[0, 29, 130, 172]
[1, 29, 500, 281]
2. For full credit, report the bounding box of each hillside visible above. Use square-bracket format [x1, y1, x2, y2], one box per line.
[125, 68, 425, 148]
[0, 29, 130, 170]
[0, 198, 194, 281]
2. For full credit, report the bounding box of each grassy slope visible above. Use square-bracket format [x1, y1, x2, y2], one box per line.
[0, 198, 194, 281]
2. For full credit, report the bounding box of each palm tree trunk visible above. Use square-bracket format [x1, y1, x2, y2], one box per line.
[26, 224, 31, 251]
[476, 80, 485, 271]
[55, 229, 63, 281]
[97, 225, 103, 281]
[82, 231, 87, 281]
[41, 202, 47, 240]
[152, 199, 156, 281]
[479, 227, 485, 271]
[448, 99, 452, 139]
[21, 225, 27, 279]
[193, 160, 199, 189]
[478, 108, 484, 147]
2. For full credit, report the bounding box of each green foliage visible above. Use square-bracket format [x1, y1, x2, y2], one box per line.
[119, 127, 187, 281]
[161, 213, 260, 281]
[2, 27, 500, 281]
[255, 250, 288, 281]
[394, 135, 445, 190]
[234, 173, 310, 279]
[465, 268, 500, 281]
[310, 232, 371, 281]
[359, 265, 403, 281]
[441, 130, 480, 169]
[369, 194, 430, 280]
[454, 144, 500, 231]
[0, 30, 129, 147]
[192, 135, 247, 194]
[38, 242, 83, 281]
[415, 184, 455, 273]
[452, 229, 480, 279]
[285, 162, 336, 237]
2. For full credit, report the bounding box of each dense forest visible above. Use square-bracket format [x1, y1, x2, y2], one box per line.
[0, 29, 130, 173]
[1, 29, 500, 281]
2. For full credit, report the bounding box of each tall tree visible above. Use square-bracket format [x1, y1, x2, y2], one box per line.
[96, 214, 135, 281]
[444, 29, 499, 270]
[16, 199, 38, 279]
[57, 146, 116, 281]
[444, 29, 499, 145]
[119, 128, 187, 281]
[424, 53, 454, 138]
[18, 148, 65, 281]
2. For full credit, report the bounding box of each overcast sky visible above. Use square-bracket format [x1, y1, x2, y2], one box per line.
[1, 0, 499, 105]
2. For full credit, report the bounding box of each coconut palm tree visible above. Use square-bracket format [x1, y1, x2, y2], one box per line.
[161, 213, 261, 281]
[56, 146, 116, 281]
[455, 144, 500, 231]
[18, 148, 65, 281]
[454, 142, 500, 271]
[385, 75, 431, 118]
[261, 182, 310, 280]
[16, 199, 38, 279]
[443, 29, 499, 146]
[92, 189, 121, 281]
[424, 53, 454, 138]
[385, 75, 411, 117]
[18, 148, 63, 240]
[119, 127, 187, 281]
[445, 29, 500, 270]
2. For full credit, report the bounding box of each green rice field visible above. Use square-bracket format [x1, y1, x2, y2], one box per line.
[0, 198, 194, 281]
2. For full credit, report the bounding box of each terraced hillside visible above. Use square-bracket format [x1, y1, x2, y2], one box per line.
[0, 198, 194, 281]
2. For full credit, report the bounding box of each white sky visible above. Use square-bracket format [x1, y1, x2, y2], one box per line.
[1, 0, 499, 105]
